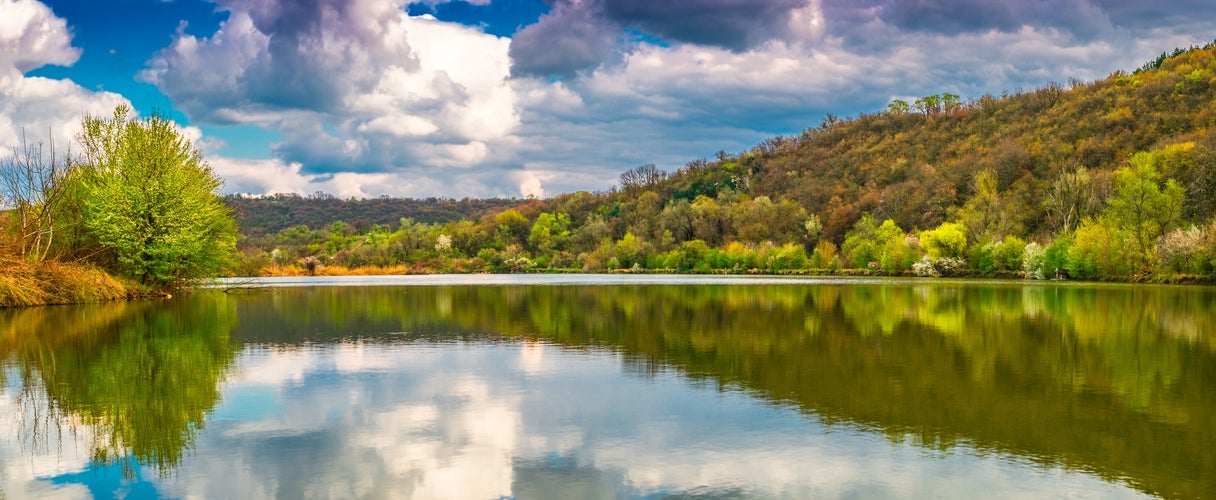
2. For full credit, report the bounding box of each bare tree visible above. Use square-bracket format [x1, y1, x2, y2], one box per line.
[1044, 166, 1099, 235]
[0, 131, 75, 261]
[619, 163, 667, 191]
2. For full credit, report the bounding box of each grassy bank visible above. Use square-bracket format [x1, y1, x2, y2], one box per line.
[247, 261, 1216, 284]
[0, 255, 135, 307]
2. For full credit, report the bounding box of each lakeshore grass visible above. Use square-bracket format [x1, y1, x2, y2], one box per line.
[1, 255, 132, 307]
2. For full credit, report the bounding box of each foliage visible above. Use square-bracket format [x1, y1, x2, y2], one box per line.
[969, 235, 1026, 276]
[1044, 167, 1099, 235]
[956, 170, 1022, 242]
[1103, 150, 1186, 272]
[1067, 218, 1131, 279]
[226, 193, 519, 236]
[73, 106, 238, 287]
[528, 212, 571, 253]
[1157, 223, 1216, 275]
[1022, 242, 1046, 279]
[920, 222, 968, 260]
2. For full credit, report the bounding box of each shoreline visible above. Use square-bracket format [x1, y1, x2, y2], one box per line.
[6, 265, 1213, 310]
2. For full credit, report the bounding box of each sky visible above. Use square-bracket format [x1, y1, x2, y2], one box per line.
[2, 0, 1215, 199]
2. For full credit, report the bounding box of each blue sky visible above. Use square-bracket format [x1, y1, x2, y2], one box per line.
[3, 0, 1215, 198]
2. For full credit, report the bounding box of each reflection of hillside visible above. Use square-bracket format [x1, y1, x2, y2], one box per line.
[227, 284, 1216, 499]
[2, 295, 239, 474]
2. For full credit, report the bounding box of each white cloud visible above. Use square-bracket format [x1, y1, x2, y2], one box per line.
[210, 155, 531, 199]
[142, 0, 519, 180]
[0, 0, 79, 72]
[0, 0, 130, 154]
[0, 380, 97, 499]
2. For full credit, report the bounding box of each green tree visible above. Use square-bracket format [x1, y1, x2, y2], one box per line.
[1067, 218, 1130, 279]
[494, 208, 530, 246]
[842, 214, 880, 268]
[920, 222, 968, 260]
[74, 106, 237, 286]
[1104, 151, 1186, 272]
[528, 212, 572, 254]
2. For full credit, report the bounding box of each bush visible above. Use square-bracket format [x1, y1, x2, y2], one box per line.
[809, 241, 839, 270]
[920, 222, 968, 260]
[1022, 242, 1046, 279]
[912, 255, 939, 277]
[933, 257, 967, 277]
[1043, 236, 1072, 278]
[1158, 225, 1210, 274]
[1067, 219, 1131, 279]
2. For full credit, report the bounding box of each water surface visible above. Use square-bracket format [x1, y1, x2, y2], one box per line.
[2, 276, 1213, 499]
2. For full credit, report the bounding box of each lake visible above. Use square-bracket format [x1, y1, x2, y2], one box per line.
[2, 276, 1213, 499]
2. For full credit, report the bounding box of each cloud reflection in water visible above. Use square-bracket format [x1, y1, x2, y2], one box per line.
[136, 341, 1147, 499]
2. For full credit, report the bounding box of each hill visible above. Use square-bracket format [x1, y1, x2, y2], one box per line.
[580, 41, 1216, 243]
[226, 193, 522, 236]
[235, 42, 1216, 281]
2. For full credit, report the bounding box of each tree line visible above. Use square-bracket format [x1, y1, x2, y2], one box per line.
[226, 193, 520, 236]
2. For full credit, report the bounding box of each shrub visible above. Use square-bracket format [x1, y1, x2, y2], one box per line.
[912, 255, 939, 277]
[1022, 242, 1046, 279]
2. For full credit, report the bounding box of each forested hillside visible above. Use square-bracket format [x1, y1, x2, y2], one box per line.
[236, 43, 1216, 281]
[226, 194, 521, 235]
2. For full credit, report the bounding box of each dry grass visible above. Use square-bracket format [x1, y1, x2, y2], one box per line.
[0, 258, 49, 307]
[0, 252, 132, 308]
[36, 261, 130, 304]
[257, 263, 420, 277]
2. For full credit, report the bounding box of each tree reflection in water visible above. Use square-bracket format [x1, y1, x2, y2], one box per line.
[2, 280, 1213, 498]
[1, 295, 238, 476]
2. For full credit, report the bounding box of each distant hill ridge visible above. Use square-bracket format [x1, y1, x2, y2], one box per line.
[226, 193, 522, 236]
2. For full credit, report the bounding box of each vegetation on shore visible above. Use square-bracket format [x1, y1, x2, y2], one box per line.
[8, 44, 1216, 306]
[1, 106, 238, 307]
[236, 43, 1216, 283]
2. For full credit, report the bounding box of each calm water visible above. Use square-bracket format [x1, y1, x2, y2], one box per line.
[1, 276, 1213, 499]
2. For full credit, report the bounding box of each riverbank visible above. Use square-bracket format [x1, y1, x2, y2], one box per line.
[252, 262, 1216, 284]
[0, 256, 135, 307]
[6, 259, 1211, 309]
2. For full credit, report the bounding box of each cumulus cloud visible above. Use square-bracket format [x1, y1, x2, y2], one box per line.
[136, 0, 1216, 199]
[507, 0, 620, 78]
[142, 0, 519, 179]
[0, 0, 129, 154]
[509, 0, 809, 77]
[600, 0, 808, 49]
[0, 0, 79, 72]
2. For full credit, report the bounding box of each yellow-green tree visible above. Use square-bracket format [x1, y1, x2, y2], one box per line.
[1104, 151, 1186, 272]
[920, 222, 968, 260]
[72, 106, 237, 286]
[528, 212, 571, 254]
